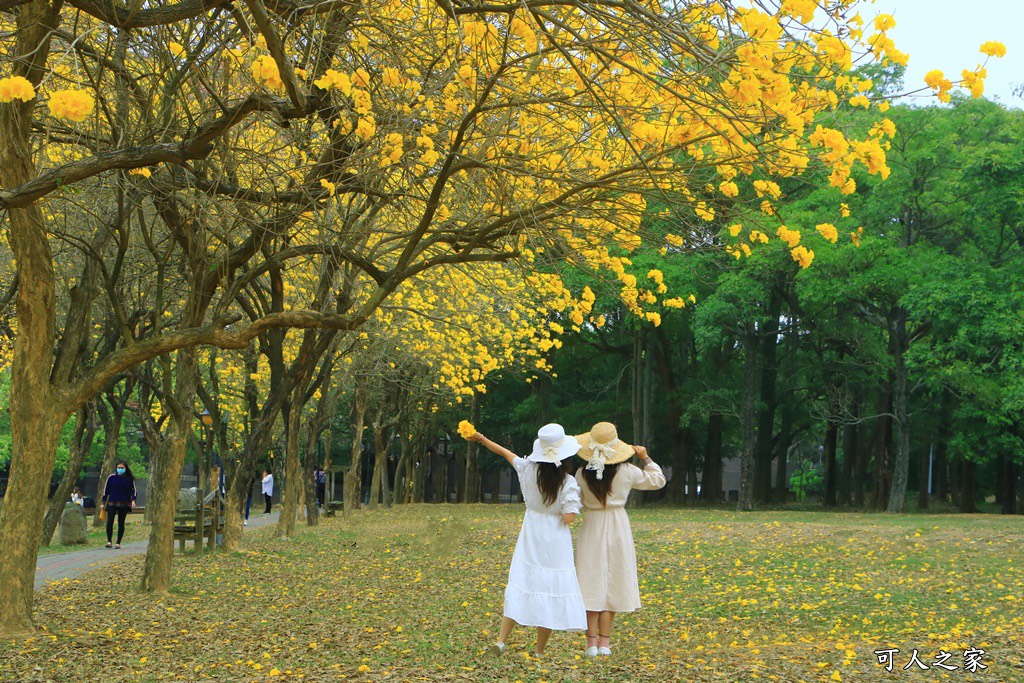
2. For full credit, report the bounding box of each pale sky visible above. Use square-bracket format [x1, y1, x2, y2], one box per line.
[871, 0, 1023, 106]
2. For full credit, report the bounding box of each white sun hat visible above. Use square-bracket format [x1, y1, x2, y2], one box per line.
[526, 423, 582, 464]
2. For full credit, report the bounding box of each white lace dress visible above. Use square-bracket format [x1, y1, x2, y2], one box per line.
[503, 456, 587, 631]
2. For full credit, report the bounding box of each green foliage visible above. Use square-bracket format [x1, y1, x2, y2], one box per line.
[790, 461, 824, 502]
[473, 98, 1024, 507]
[0, 370, 144, 479]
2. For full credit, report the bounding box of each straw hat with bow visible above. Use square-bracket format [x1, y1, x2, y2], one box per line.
[575, 422, 634, 480]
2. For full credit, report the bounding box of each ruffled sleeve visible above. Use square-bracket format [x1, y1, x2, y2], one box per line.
[629, 460, 667, 491]
[512, 456, 529, 475]
[560, 475, 582, 515]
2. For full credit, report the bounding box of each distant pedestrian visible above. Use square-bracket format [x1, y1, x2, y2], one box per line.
[102, 461, 137, 549]
[314, 466, 327, 508]
[261, 469, 274, 514]
[244, 474, 255, 526]
[71, 487, 84, 507]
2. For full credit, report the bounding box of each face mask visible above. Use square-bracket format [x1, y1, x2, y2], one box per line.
[117, 467, 126, 475]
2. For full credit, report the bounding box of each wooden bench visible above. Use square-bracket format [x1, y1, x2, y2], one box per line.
[173, 491, 223, 554]
[324, 501, 345, 517]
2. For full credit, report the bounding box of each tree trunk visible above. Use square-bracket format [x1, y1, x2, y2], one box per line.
[344, 388, 367, 515]
[0, 417, 62, 636]
[958, 459, 976, 513]
[933, 390, 953, 504]
[917, 441, 931, 512]
[702, 414, 724, 503]
[455, 450, 466, 503]
[687, 461, 699, 504]
[870, 387, 894, 510]
[823, 420, 838, 507]
[1000, 457, 1016, 515]
[489, 469, 501, 503]
[651, 325, 691, 504]
[222, 389, 277, 552]
[140, 348, 199, 594]
[1018, 460, 1024, 516]
[464, 392, 481, 504]
[368, 422, 392, 510]
[774, 400, 794, 502]
[838, 389, 860, 507]
[754, 290, 781, 504]
[668, 427, 693, 504]
[886, 309, 911, 513]
[853, 411, 869, 508]
[277, 394, 304, 539]
[395, 431, 415, 504]
[435, 453, 448, 503]
[305, 427, 323, 526]
[642, 330, 655, 447]
[0, 0, 63, 636]
[412, 443, 425, 503]
[274, 395, 301, 540]
[631, 330, 643, 443]
[994, 455, 1005, 507]
[532, 375, 552, 425]
[41, 407, 97, 546]
[949, 460, 961, 510]
[738, 324, 760, 512]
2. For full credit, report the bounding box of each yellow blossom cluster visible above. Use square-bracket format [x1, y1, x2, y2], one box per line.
[0, 76, 35, 102]
[776, 226, 802, 248]
[251, 55, 284, 93]
[457, 420, 476, 439]
[791, 245, 815, 269]
[816, 223, 839, 243]
[924, 41, 1006, 102]
[46, 89, 95, 122]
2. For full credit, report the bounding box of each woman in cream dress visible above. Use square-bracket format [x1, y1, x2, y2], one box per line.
[574, 422, 665, 656]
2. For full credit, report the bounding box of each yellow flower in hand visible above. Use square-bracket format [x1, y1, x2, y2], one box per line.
[457, 420, 476, 439]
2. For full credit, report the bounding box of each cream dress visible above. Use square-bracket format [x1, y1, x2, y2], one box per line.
[574, 461, 666, 613]
[503, 457, 587, 631]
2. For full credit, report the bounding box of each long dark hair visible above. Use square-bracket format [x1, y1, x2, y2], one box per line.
[536, 460, 573, 506]
[580, 463, 620, 507]
[114, 460, 135, 483]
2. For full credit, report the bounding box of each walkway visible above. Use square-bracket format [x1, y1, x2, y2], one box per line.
[34, 511, 281, 589]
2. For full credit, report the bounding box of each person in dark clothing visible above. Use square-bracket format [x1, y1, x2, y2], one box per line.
[314, 466, 327, 508]
[244, 474, 255, 526]
[102, 461, 137, 549]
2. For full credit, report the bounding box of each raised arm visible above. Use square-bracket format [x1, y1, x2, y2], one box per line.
[631, 445, 667, 491]
[469, 433, 517, 466]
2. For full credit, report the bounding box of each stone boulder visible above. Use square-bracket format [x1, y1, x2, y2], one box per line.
[59, 503, 88, 545]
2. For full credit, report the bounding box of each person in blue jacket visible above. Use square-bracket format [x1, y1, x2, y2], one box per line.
[102, 461, 137, 549]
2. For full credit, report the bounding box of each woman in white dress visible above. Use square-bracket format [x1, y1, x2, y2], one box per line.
[470, 424, 587, 657]
[574, 421, 666, 657]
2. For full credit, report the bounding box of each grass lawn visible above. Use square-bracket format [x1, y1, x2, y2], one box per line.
[3, 505, 1022, 682]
